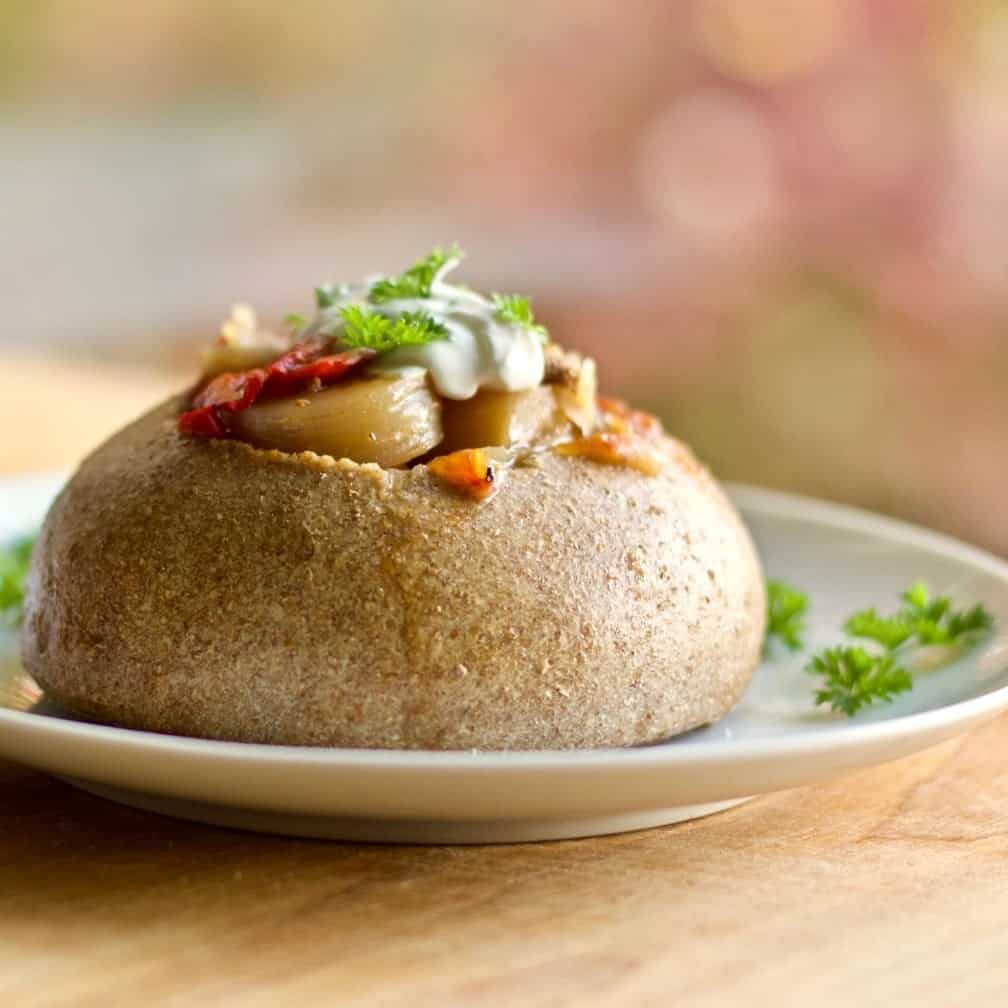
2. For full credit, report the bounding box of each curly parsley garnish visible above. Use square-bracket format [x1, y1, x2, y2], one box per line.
[288, 246, 549, 353]
[492, 294, 548, 341]
[846, 582, 994, 649]
[368, 246, 462, 304]
[764, 580, 809, 652]
[1, 535, 35, 625]
[338, 306, 449, 353]
[801, 581, 994, 716]
[314, 284, 346, 310]
[807, 646, 913, 716]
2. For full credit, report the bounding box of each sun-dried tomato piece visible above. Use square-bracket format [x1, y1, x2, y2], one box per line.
[191, 369, 265, 411]
[178, 343, 375, 439]
[180, 367, 265, 436]
[261, 342, 373, 398]
[428, 448, 498, 500]
[178, 404, 229, 437]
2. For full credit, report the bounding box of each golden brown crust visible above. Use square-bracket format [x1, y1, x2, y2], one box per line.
[21, 396, 766, 750]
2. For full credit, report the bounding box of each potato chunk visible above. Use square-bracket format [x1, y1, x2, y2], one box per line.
[438, 386, 569, 453]
[232, 370, 442, 467]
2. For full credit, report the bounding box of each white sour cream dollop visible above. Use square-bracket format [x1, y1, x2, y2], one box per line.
[306, 261, 545, 401]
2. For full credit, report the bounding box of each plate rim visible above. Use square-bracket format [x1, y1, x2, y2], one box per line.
[3, 474, 1008, 772]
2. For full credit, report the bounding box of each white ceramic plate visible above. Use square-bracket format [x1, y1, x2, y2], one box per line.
[3, 474, 1008, 844]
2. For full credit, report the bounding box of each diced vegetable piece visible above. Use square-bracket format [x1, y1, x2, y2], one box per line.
[427, 448, 498, 500]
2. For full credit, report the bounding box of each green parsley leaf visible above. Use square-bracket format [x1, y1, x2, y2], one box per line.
[491, 293, 548, 340]
[943, 603, 996, 642]
[283, 312, 308, 330]
[0, 535, 36, 623]
[339, 306, 449, 353]
[807, 646, 913, 716]
[369, 246, 462, 303]
[843, 608, 916, 651]
[846, 581, 994, 650]
[767, 578, 993, 719]
[899, 580, 950, 626]
[897, 581, 995, 645]
[901, 581, 931, 615]
[315, 284, 343, 309]
[765, 579, 809, 652]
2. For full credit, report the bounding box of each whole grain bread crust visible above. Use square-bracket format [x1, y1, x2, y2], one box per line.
[22, 397, 766, 749]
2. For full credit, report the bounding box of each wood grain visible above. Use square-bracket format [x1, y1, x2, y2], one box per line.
[2, 353, 1007, 1006]
[1, 723, 1007, 1007]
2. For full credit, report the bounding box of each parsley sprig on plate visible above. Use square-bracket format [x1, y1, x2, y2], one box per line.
[807, 647, 913, 716]
[846, 582, 994, 651]
[764, 579, 994, 716]
[0, 535, 35, 625]
[765, 580, 809, 652]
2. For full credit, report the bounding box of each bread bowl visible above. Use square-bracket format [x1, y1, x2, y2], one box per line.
[21, 249, 765, 749]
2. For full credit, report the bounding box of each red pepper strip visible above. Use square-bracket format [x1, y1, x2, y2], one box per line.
[178, 343, 376, 438]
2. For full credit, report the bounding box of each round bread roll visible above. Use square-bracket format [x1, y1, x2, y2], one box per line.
[22, 397, 765, 750]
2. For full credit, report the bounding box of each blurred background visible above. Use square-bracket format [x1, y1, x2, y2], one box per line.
[2, 0, 1007, 551]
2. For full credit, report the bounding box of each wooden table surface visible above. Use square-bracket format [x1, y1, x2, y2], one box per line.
[2, 353, 1007, 1007]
